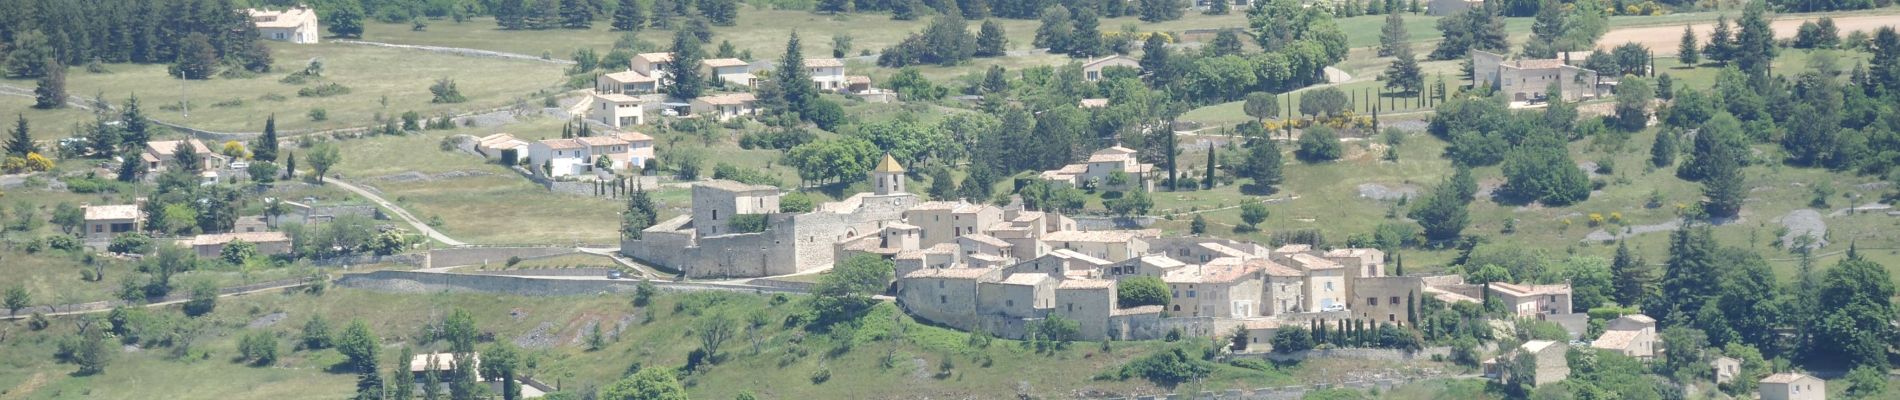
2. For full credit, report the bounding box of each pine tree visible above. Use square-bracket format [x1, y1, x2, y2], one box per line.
[6, 115, 36, 157]
[497, 0, 532, 29]
[612, 0, 645, 31]
[121, 95, 150, 149]
[773, 32, 819, 118]
[1383, 45, 1423, 94]
[1138, 0, 1182, 22]
[391, 346, 416, 400]
[700, 0, 738, 26]
[1242, 138, 1283, 190]
[1707, 16, 1733, 65]
[170, 33, 218, 80]
[1733, 1, 1776, 76]
[32, 59, 65, 109]
[975, 20, 1008, 57]
[1378, 13, 1407, 57]
[1068, 9, 1105, 58]
[1649, 129, 1676, 167]
[649, 0, 678, 29]
[1677, 25, 1700, 66]
[666, 29, 707, 99]
[1034, 5, 1074, 54]
[560, 0, 595, 29]
[1523, 0, 1564, 58]
[1609, 241, 1654, 307]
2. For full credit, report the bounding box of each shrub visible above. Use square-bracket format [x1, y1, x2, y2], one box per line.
[296, 83, 351, 97]
[809, 367, 831, 384]
[429, 78, 467, 103]
[307, 108, 328, 121]
[239, 330, 279, 366]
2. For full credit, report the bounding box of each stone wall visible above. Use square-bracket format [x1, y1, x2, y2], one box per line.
[306, 253, 428, 268]
[620, 193, 917, 279]
[1070, 216, 1155, 231]
[429, 247, 579, 268]
[335, 270, 803, 297]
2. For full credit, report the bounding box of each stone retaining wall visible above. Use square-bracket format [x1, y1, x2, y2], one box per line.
[429, 247, 578, 268]
[335, 270, 804, 297]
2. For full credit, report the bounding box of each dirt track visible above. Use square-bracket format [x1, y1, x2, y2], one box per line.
[1597, 14, 1900, 53]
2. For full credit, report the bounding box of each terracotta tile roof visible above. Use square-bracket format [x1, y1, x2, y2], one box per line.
[1275, 244, 1313, 254]
[1202, 260, 1261, 283]
[615, 131, 654, 142]
[1424, 286, 1480, 303]
[958, 233, 1012, 248]
[635, 52, 674, 63]
[1000, 273, 1051, 286]
[903, 266, 997, 280]
[1082, 55, 1139, 70]
[701, 58, 748, 68]
[594, 92, 642, 103]
[1761, 373, 1813, 384]
[1285, 253, 1342, 270]
[886, 222, 919, 231]
[1042, 229, 1158, 243]
[1163, 265, 1203, 283]
[1111, 305, 1164, 316]
[695, 92, 757, 105]
[1618, 314, 1656, 324]
[896, 243, 959, 260]
[1521, 340, 1560, 353]
[1079, 98, 1109, 108]
[188, 231, 290, 246]
[804, 58, 845, 68]
[847, 75, 872, 85]
[1490, 282, 1571, 296]
[1248, 259, 1302, 277]
[1510, 59, 1567, 70]
[247, 7, 317, 29]
[575, 136, 629, 147]
[536, 138, 585, 150]
[603, 70, 658, 82]
[1057, 279, 1115, 289]
[84, 204, 141, 221]
[697, 179, 778, 193]
[908, 201, 964, 211]
[146, 139, 209, 156]
[1323, 248, 1383, 258]
[1590, 330, 1643, 351]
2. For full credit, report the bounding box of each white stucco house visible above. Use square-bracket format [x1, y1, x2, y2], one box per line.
[528, 132, 655, 178]
[247, 6, 320, 44]
[806, 58, 848, 92]
[592, 93, 646, 128]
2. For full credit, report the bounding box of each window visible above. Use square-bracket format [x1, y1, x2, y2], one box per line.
[1367, 297, 1377, 306]
[1391, 296, 1401, 305]
[940, 295, 947, 304]
[938, 280, 944, 289]
[1325, 282, 1334, 290]
[1173, 305, 1180, 311]
[1389, 314, 1396, 322]
[1067, 303, 1073, 312]
[1006, 300, 1014, 307]
[1187, 290, 1196, 298]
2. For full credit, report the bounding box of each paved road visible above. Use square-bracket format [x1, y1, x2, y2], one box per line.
[326, 178, 469, 247]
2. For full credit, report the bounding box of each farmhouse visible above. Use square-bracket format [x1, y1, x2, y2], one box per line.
[475, 133, 529, 162]
[143, 139, 224, 173]
[597, 70, 660, 95]
[1081, 55, 1140, 82]
[1590, 314, 1657, 359]
[1760, 373, 1824, 400]
[1469, 50, 1604, 103]
[247, 6, 319, 44]
[591, 93, 646, 128]
[527, 133, 651, 178]
[1038, 146, 1156, 192]
[701, 58, 755, 87]
[1485, 340, 1570, 387]
[1488, 281, 1574, 316]
[805, 58, 849, 92]
[183, 231, 292, 259]
[690, 93, 759, 122]
[83, 204, 142, 240]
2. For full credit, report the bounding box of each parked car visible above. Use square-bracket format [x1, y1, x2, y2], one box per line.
[607, 270, 624, 279]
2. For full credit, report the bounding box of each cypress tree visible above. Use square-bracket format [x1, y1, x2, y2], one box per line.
[1202, 144, 1215, 189]
[253, 115, 280, 162]
[285, 152, 297, 179]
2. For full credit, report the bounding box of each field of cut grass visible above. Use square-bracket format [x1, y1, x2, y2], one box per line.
[1, 42, 566, 134]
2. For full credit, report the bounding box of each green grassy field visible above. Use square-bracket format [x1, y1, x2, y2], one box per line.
[2, 42, 566, 134]
[0, 287, 1428, 399]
